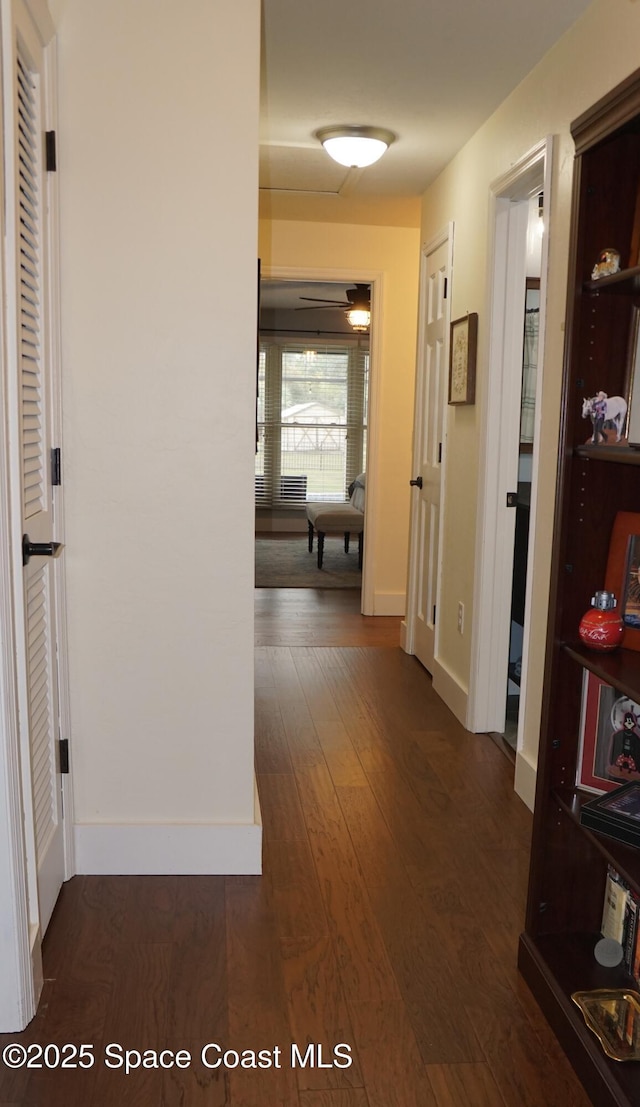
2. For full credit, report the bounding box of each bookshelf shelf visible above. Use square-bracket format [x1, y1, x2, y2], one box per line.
[574, 445, 640, 466]
[520, 67, 640, 1107]
[584, 265, 640, 293]
[519, 932, 640, 1107]
[554, 787, 640, 890]
[563, 643, 640, 703]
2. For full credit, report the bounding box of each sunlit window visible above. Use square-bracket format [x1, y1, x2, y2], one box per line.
[255, 340, 368, 508]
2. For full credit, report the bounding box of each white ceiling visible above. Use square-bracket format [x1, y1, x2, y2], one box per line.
[260, 0, 593, 200]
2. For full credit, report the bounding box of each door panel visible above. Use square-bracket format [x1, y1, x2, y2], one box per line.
[9, 0, 64, 935]
[411, 238, 449, 672]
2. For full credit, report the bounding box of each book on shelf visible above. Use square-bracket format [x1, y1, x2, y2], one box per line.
[602, 865, 640, 982]
[602, 866, 628, 945]
[625, 893, 639, 976]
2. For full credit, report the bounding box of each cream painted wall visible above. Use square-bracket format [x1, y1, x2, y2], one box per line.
[418, 0, 640, 797]
[259, 219, 421, 613]
[50, 0, 261, 842]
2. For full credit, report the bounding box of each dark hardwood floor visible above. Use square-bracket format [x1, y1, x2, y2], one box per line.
[0, 591, 592, 1106]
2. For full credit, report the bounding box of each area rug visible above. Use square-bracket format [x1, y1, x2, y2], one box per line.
[255, 535, 362, 589]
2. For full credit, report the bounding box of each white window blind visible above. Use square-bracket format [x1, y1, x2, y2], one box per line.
[256, 339, 368, 509]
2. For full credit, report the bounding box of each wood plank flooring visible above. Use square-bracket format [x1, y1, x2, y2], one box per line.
[0, 593, 592, 1106]
[255, 588, 402, 647]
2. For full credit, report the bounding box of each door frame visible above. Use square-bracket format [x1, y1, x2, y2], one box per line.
[467, 139, 552, 756]
[258, 264, 383, 616]
[402, 224, 453, 661]
[0, 0, 73, 1032]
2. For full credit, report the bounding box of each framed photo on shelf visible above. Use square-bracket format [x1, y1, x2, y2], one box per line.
[577, 670, 640, 793]
[448, 312, 477, 405]
[605, 511, 640, 650]
[626, 305, 640, 444]
[580, 781, 640, 850]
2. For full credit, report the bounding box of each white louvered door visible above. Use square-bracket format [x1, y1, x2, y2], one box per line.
[11, 1, 64, 935]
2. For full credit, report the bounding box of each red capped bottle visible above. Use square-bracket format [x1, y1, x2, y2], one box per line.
[578, 590, 624, 651]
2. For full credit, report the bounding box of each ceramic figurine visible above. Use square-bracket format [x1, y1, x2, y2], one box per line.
[591, 247, 621, 280]
[582, 392, 628, 443]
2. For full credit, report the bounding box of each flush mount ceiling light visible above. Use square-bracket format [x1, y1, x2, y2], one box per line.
[315, 125, 395, 169]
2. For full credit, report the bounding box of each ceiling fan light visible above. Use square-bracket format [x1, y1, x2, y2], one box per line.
[346, 308, 370, 332]
[316, 126, 395, 169]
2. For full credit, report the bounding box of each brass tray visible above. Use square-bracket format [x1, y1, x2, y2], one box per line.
[572, 989, 640, 1061]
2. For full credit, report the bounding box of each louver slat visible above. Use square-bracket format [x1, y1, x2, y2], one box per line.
[25, 568, 55, 859]
[17, 51, 43, 519]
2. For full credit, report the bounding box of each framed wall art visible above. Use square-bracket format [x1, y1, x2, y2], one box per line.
[605, 511, 640, 651]
[448, 312, 477, 405]
[577, 670, 640, 793]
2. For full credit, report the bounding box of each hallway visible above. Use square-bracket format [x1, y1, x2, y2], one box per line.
[0, 594, 590, 1106]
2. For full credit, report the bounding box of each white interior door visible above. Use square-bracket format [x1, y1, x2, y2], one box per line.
[7, 0, 64, 935]
[406, 233, 451, 673]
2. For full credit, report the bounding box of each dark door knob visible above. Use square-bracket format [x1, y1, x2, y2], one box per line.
[409, 476, 423, 489]
[22, 534, 64, 567]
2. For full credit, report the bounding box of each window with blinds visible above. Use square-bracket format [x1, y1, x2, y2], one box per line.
[256, 339, 368, 508]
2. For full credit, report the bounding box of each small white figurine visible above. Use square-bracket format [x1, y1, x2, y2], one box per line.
[582, 392, 628, 443]
[591, 248, 621, 280]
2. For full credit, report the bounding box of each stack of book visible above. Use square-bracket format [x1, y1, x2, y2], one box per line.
[602, 865, 640, 981]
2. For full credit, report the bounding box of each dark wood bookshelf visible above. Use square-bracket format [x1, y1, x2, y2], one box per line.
[520, 67, 640, 1107]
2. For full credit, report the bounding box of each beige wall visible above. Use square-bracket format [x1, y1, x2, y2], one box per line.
[51, 0, 261, 868]
[418, 0, 640, 800]
[259, 218, 421, 613]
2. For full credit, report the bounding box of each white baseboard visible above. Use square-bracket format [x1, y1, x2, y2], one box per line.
[400, 619, 409, 651]
[432, 657, 468, 727]
[373, 592, 406, 616]
[75, 776, 263, 876]
[514, 749, 537, 812]
[74, 821, 262, 875]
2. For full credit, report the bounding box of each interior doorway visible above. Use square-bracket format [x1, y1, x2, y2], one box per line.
[468, 139, 551, 792]
[504, 275, 541, 749]
[255, 275, 373, 602]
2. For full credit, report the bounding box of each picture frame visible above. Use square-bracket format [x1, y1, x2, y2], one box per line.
[448, 312, 477, 405]
[580, 781, 640, 851]
[626, 305, 640, 445]
[605, 511, 640, 651]
[576, 670, 640, 794]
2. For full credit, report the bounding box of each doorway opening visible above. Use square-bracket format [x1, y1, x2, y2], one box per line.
[468, 138, 551, 804]
[504, 273, 541, 750]
[255, 277, 371, 596]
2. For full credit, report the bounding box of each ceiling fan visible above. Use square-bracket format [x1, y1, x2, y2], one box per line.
[295, 283, 371, 332]
[296, 283, 371, 312]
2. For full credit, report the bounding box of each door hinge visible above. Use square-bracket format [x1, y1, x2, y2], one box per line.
[59, 738, 69, 774]
[443, 277, 448, 299]
[506, 491, 518, 507]
[432, 605, 436, 625]
[438, 441, 442, 464]
[45, 130, 57, 172]
[51, 446, 61, 486]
